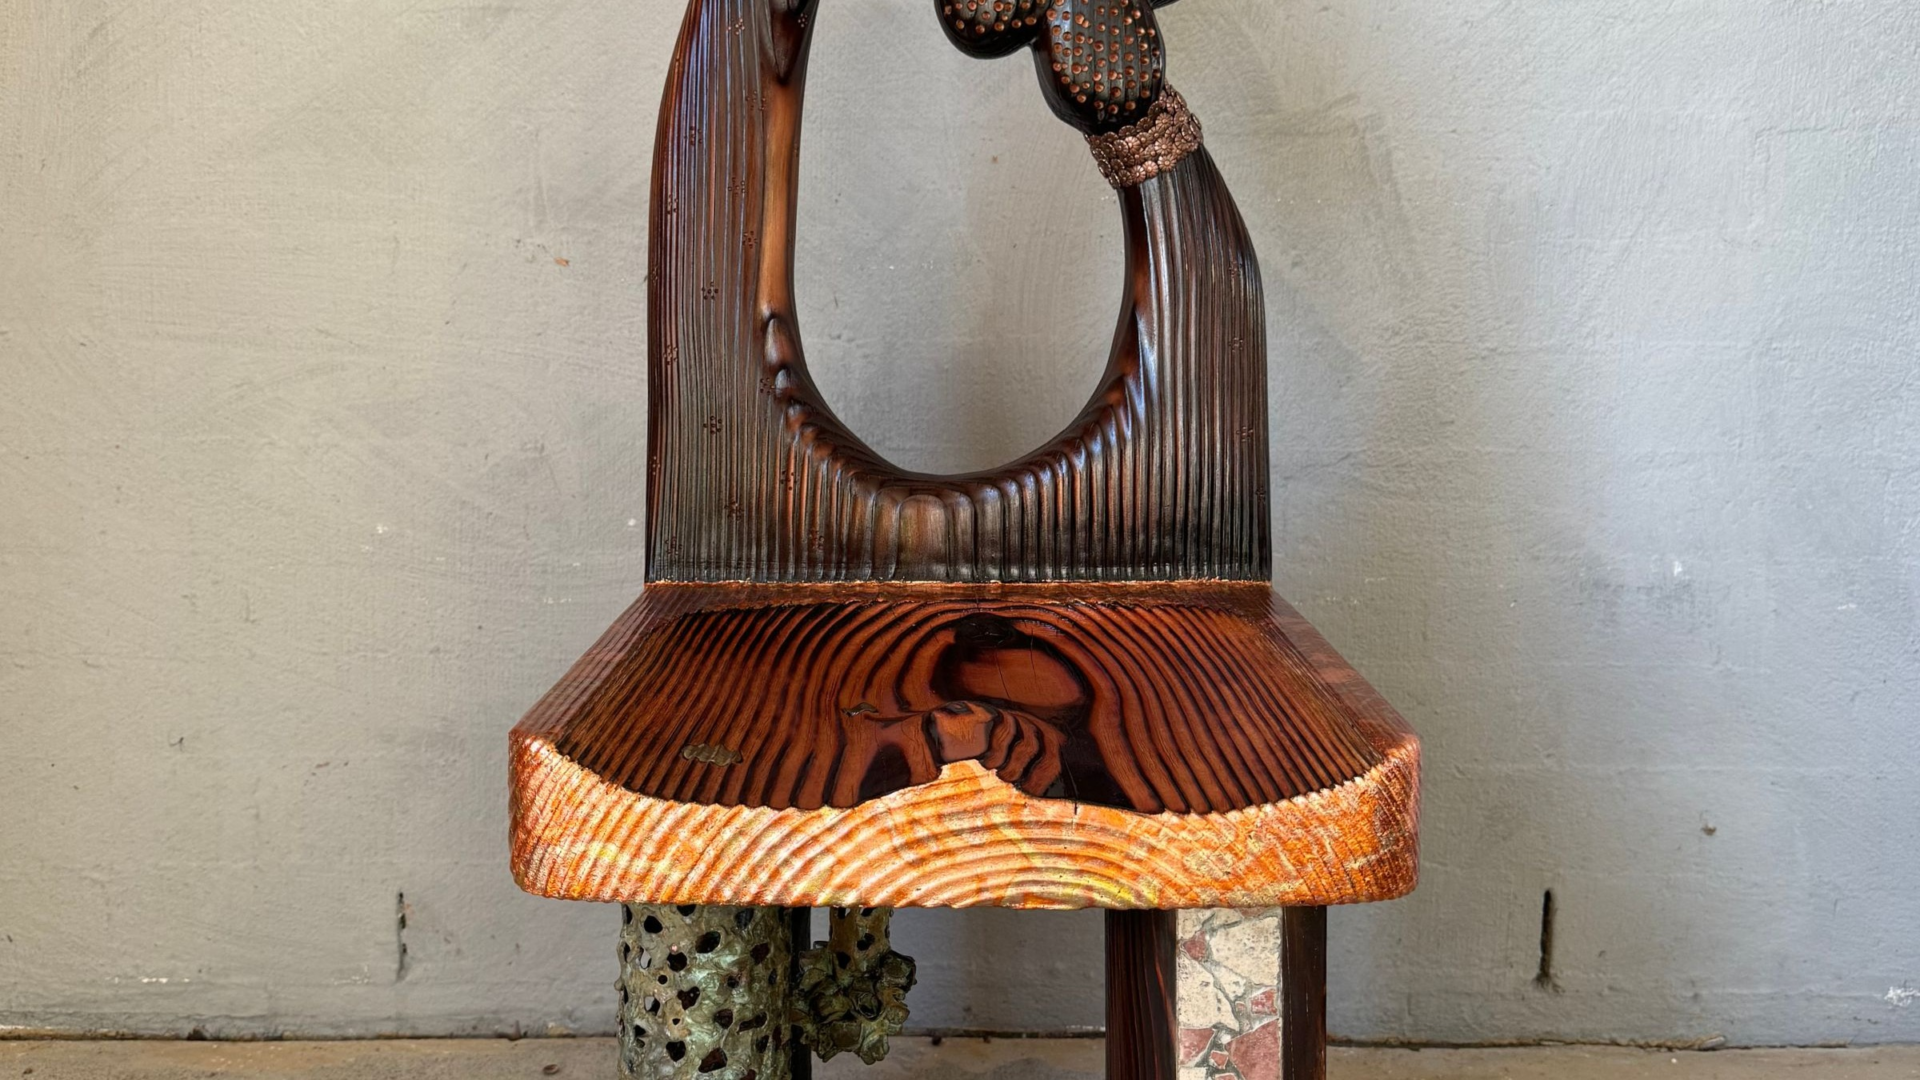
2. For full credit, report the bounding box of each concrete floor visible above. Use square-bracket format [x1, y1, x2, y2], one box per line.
[2, 1039, 1918, 1079]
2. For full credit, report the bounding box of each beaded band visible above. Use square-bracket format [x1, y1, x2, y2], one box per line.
[1086, 86, 1204, 188]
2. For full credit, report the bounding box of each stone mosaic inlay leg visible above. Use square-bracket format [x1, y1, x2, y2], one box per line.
[1175, 909, 1284, 1080]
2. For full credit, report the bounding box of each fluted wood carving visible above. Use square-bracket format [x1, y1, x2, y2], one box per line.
[645, 0, 1267, 583]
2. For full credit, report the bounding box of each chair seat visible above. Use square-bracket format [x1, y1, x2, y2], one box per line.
[510, 581, 1418, 909]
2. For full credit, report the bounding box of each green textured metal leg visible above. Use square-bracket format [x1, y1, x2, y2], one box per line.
[619, 905, 795, 1080]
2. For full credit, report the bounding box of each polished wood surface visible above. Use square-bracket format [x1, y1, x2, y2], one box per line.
[1107, 910, 1177, 1080]
[511, 585, 1417, 908]
[938, 0, 1182, 135]
[1281, 908, 1327, 1080]
[508, 0, 1421, 911]
[644, 0, 1269, 584]
[547, 583, 1382, 814]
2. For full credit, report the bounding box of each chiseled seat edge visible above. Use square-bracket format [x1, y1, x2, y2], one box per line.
[508, 586, 1419, 910]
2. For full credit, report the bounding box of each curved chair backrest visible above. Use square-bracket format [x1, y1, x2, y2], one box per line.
[644, 0, 1270, 583]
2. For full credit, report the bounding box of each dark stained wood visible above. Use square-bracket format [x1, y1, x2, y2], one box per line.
[549, 582, 1384, 814]
[645, 0, 1269, 584]
[1106, 910, 1177, 1080]
[1281, 907, 1327, 1080]
[937, 0, 1167, 133]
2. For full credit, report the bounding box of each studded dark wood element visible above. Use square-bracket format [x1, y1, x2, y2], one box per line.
[508, 0, 1422, 913]
[937, 0, 1050, 57]
[1034, 0, 1162, 132]
[937, 0, 1178, 133]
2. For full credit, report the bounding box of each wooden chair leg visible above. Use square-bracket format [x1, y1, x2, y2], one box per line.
[1171, 907, 1327, 1080]
[787, 908, 812, 1080]
[1281, 908, 1328, 1080]
[1107, 910, 1178, 1080]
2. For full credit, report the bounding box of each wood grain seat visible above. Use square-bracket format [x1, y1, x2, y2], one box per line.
[510, 581, 1418, 909]
[508, 0, 1420, 916]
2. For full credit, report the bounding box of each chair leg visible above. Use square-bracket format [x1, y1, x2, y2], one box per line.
[787, 908, 812, 1080]
[619, 904, 796, 1080]
[1106, 909, 1178, 1080]
[1171, 907, 1327, 1080]
[1281, 908, 1327, 1080]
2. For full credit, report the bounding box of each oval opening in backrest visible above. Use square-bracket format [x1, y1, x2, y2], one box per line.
[793, 0, 1120, 477]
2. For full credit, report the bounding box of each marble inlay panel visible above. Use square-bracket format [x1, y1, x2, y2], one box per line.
[1175, 909, 1282, 1080]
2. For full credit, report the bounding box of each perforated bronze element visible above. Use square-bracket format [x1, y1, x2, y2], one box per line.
[1087, 85, 1202, 188]
[619, 904, 794, 1080]
[793, 907, 915, 1064]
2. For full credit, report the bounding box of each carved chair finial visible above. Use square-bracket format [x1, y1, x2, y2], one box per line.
[935, 0, 1177, 133]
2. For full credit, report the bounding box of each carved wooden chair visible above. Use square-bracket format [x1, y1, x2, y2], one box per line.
[509, 1, 1421, 1078]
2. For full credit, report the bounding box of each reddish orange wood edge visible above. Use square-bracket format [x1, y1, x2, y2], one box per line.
[508, 589, 1419, 910]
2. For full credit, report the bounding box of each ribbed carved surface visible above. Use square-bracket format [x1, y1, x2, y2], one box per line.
[549, 583, 1381, 814]
[512, 746, 1419, 908]
[511, 587, 1420, 908]
[645, 0, 1268, 583]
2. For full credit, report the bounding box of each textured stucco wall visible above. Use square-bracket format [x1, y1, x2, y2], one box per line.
[3, 0, 1917, 1047]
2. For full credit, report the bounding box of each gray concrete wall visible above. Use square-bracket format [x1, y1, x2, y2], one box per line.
[1, 0, 1916, 1048]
